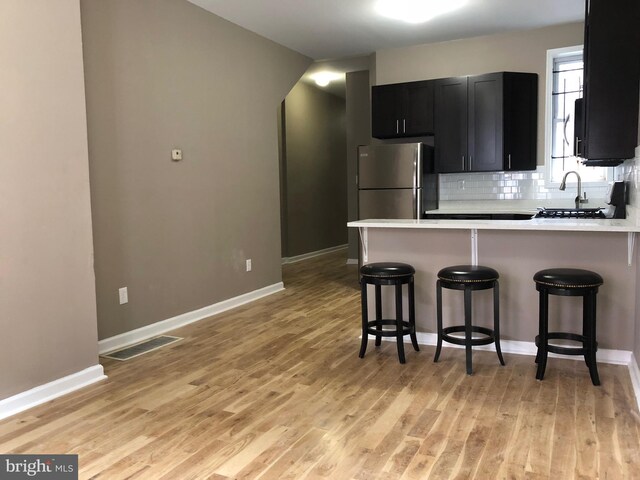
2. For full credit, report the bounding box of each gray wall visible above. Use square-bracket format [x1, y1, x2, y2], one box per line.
[0, 0, 99, 399]
[282, 82, 347, 258]
[346, 71, 372, 260]
[81, 0, 310, 340]
[374, 22, 585, 166]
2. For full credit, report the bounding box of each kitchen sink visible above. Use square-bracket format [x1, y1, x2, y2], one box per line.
[423, 212, 533, 220]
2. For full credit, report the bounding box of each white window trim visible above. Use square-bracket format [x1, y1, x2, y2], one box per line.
[544, 45, 612, 188]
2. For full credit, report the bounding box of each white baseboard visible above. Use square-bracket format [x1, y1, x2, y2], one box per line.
[629, 353, 640, 412]
[346, 258, 359, 265]
[99, 282, 284, 355]
[408, 332, 632, 365]
[282, 244, 347, 265]
[0, 365, 106, 421]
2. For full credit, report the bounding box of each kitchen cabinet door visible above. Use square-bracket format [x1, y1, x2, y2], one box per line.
[502, 73, 538, 171]
[579, 0, 640, 164]
[468, 73, 503, 172]
[435, 72, 537, 173]
[404, 81, 434, 136]
[371, 80, 435, 138]
[434, 77, 468, 173]
[372, 84, 402, 138]
[470, 72, 537, 172]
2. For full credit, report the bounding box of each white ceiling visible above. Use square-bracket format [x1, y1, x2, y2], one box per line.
[188, 0, 584, 60]
[188, 0, 584, 98]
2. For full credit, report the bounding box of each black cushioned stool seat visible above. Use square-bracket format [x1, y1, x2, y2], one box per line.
[434, 265, 504, 375]
[359, 262, 419, 364]
[534, 268, 603, 385]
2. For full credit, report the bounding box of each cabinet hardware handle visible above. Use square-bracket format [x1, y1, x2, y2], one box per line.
[575, 136, 582, 156]
[396, 120, 399, 134]
[403, 119, 406, 133]
[462, 155, 465, 170]
[469, 156, 472, 170]
[508, 154, 512, 169]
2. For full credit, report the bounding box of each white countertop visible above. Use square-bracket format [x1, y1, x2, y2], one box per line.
[348, 199, 640, 232]
[347, 218, 640, 232]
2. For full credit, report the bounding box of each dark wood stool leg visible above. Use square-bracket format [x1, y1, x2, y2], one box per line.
[395, 282, 406, 364]
[584, 291, 600, 386]
[409, 278, 419, 352]
[535, 288, 543, 365]
[536, 289, 549, 380]
[464, 287, 473, 375]
[493, 281, 505, 366]
[359, 279, 368, 358]
[434, 280, 443, 362]
[374, 284, 382, 347]
[582, 295, 591, 369]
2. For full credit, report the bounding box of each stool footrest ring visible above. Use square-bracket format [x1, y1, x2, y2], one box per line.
[365, 319, 415, 337]
[442, 325, 496, 347]
[535, 332, 598, 356]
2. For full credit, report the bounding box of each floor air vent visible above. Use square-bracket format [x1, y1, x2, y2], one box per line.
[101, 335, 182, 361]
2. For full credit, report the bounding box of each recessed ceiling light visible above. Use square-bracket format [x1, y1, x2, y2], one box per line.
[310, 71, 343, 87]
[375, 0, 467, 24]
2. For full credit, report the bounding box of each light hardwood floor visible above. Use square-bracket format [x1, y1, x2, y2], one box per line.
[1, 250, 639, 479]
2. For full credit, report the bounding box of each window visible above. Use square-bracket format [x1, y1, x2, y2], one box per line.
[545, 46, 610, 185]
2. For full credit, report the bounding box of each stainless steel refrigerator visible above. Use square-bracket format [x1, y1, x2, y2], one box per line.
[357, 143, 438, 220]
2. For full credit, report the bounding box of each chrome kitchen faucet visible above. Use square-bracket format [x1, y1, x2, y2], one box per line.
[559, 171, 588, 210]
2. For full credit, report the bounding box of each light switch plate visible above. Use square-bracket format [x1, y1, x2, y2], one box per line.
[171, 149, 183, 161]
[119, 287, 128, 305]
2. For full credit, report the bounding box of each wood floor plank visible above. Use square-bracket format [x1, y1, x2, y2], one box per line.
[380, 436, 421, 478]
[474, 412, 518, 478]
[0, 250, 638, 479]
[549, 402, 577, 479]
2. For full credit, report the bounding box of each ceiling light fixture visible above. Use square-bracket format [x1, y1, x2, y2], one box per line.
[375, 0, 467, 24]
[311, 71, 343, 87]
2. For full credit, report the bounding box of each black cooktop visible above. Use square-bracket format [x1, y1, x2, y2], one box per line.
[535, 208, 605, 219]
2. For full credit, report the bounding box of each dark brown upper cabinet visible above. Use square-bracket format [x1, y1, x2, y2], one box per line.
[371, 80, 434, 138]
[432, 77, 467, 173]
[434, 72, 538, 173]
[577, 0, 640, 166]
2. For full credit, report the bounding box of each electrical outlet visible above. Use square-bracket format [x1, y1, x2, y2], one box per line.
[119, 287, 128, 305]
[171, 149, 182, 161]
[246, 259, 252, 272]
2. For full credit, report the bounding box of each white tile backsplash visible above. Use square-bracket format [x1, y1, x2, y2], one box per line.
[438, 165, 616, 202]
[616, 146, 640, 223]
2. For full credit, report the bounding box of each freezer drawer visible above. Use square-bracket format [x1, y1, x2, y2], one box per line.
[358, 189, 421, 220]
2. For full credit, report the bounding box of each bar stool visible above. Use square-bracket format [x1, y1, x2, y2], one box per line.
[434, 265, 504, 375]
[359, 262, 419, 364]
[533, 268, 603, 385]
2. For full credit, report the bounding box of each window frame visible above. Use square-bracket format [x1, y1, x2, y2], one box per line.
[544, 45, 612, 188]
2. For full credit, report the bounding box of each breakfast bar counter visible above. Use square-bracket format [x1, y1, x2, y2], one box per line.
[348, 216, 640, 233]
[347, 216, 640, 359]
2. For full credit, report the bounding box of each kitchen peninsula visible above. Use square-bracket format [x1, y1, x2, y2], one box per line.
[348, 210, 640, 361]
